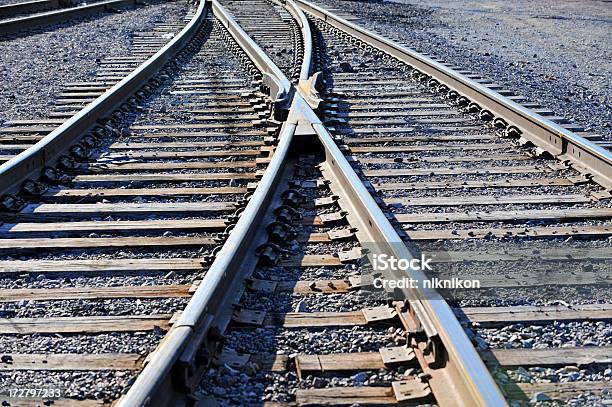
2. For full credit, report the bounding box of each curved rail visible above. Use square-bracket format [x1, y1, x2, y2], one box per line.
[212, 0, 291, 118]
[288, 92, 508, 407]
[0, 0, 205, 194]
[295, 0, 612, 190]
[282, 0, 311, 81]
[0, 0, 141, 35]
[278, 0, 325, 112]
[116, 1, 296, 405]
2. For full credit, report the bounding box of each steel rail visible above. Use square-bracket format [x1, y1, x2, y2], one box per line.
[0, 0, 61, 19]
[281, 0, 311, 81]
[212, 0, 291, 117]
[124, 1, 509, 404]
[0, 0, 142, 35]
[117, 121, 296, 406]
[276, 0, 324, 112]
[294, 0, 612, 190]
[270, 3, 509, 404]
[0, 0, 209, 196]
[288, 92, 508, 407]
[116, 1, 296, 405]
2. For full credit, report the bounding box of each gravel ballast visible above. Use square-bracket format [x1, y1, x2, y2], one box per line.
[311, 0, 611, 142]
[0, 0, 190, 123]
[0, 0, 36, 5]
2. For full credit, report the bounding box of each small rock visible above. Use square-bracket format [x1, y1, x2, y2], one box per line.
[352, 372, 368, 383]
[522, 338, 535, 348]
[294, 300, 308, 312]
[475, 337, 488, 350]
[339, 61, 354, 72]
[531, 392, 550, 402]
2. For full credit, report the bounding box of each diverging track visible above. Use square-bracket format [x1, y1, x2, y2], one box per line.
[193, 0, 610, 406]
[0, 0, 610, 406]
[0, 0, 289, 404]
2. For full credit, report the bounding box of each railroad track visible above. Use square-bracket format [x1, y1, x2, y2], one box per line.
[0, 0, 610, 406]
[0, 0, 288, 404]
[0, 7, 191, 164]
[0, 0, 63, 19]
[0, 0, 149, 36]
[221, 0, 304, 82]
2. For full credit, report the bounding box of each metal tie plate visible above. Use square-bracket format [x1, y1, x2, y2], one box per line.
[391, 379, 432, 402]
[327, 228, 356, 241]
[232, 309, 266, 326]
[337, 247, 362, 263]
[362, 305, 397, 323]
[379, 346, 416, 365]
